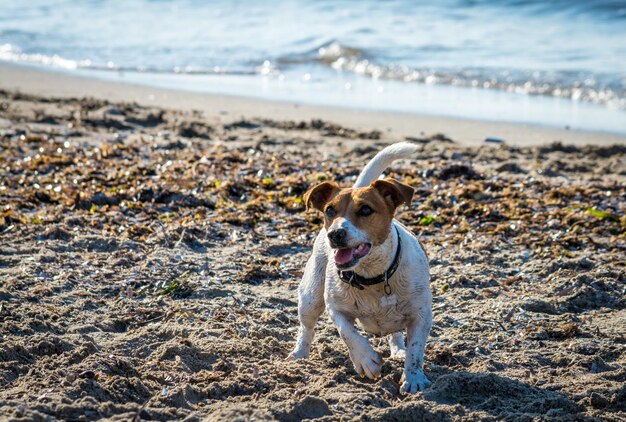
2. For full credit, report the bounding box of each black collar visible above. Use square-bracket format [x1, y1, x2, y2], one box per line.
[338, 225, 402, 290]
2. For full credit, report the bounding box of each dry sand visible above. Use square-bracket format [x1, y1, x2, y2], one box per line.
[0, 70, 625, 421]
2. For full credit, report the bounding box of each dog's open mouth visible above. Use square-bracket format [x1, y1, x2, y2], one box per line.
[334, 243, 371, 268]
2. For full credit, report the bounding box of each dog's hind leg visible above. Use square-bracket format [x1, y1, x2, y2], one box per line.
[388, 332, 406, 360]
[288, 231, 327, 360]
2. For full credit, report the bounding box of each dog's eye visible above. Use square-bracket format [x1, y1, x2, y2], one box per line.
[357, 205, 373, 217]
[325, 206, 336, 219]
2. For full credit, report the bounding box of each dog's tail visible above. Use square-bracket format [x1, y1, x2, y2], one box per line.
[353, 142, 418, 188]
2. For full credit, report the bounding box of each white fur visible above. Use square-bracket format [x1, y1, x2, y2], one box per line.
[288, 142, 432, 394]
[353, 142, 418, 188]
[328, 217, 369, 248]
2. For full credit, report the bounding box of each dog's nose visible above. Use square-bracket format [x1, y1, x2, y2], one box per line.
[327, 229, 347, 247]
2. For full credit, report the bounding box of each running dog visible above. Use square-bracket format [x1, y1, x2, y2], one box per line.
[289, 142, 432, 393]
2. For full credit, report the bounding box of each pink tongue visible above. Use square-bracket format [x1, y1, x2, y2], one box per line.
[334, 248, 355, 265]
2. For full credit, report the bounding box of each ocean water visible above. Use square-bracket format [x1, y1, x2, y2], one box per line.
[1, 0, 626, 134]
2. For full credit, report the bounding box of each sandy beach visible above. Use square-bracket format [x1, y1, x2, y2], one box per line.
[1, 64, 625, 421]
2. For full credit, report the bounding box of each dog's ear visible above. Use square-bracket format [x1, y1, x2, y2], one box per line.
[371, 178, 414, 209]
[303, 181, 340, 212]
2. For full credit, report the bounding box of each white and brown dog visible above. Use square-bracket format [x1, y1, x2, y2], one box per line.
[289, 142, 432, 393]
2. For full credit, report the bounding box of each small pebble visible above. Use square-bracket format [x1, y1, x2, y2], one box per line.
[579, 257, 595, 269]
[78, 370, 95, 379]
[484, 137, 505, 143]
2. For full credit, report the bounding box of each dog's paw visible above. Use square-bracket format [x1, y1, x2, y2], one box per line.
[350, 348, 383, 379]
[287, 349, 309, 360]
[401, 370, 431, 394]
[389, 348, 406, 360]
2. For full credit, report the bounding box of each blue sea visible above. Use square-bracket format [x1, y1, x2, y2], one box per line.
[1, 0, 626, 134]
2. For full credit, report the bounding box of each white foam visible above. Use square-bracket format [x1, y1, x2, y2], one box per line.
[0, 44, 89, 70]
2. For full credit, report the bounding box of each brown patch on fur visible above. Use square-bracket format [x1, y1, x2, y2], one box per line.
[371, 178, 414, 208]
[305, 178, 414, 246]
[322, 185, 399, 246]
[303, 181, 340, 211]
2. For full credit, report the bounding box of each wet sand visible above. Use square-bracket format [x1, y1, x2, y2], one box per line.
[0, 76, 625, 421]
[2, 62, 626, 147]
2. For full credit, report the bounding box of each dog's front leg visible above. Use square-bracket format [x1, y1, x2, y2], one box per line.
[329, 309, 383, 379]
[289, 232, 327, 360]
[402, 308, 432, 393]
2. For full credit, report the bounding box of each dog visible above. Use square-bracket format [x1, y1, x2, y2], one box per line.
[288, 142, 432, 393]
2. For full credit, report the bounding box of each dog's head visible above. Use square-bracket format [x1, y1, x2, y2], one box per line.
[303, 178, 414, 270]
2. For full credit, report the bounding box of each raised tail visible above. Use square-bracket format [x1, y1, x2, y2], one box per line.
[353, 142, 418, 188]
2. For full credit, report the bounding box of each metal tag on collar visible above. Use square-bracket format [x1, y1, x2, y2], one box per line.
[380, 293, 397, 307]
[383, 272, 392, 296]
[381, 272, 396, 307]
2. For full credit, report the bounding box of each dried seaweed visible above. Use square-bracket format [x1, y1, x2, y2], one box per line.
[0, 90, 625, 421]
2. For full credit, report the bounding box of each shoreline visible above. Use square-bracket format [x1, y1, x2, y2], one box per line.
[1, 61, 625, 147]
